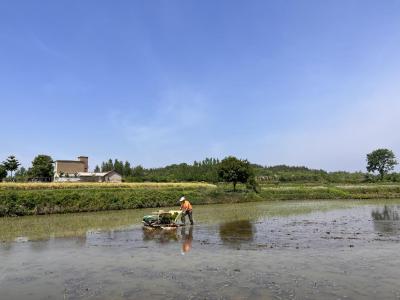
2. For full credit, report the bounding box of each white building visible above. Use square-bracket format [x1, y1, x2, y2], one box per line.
[54, 170, 122, 183]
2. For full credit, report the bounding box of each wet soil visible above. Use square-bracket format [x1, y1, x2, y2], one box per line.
[1, 200, 400, 299]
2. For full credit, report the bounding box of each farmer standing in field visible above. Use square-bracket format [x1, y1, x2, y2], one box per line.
[179, 196, 194, 225]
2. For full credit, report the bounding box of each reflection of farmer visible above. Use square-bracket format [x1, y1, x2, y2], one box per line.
[179, 196, 194, 225]
[181, 226, 193, 254]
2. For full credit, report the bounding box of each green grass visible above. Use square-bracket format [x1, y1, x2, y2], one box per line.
[259, 184, 400, 200]
[0, 185, 260, 217]
[1, 182, 400, 217]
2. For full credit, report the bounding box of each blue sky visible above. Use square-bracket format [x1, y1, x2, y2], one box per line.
[1, 0, 400, 171]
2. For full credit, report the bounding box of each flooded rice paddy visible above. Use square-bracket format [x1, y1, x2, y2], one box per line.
[1, 199, 400, 299]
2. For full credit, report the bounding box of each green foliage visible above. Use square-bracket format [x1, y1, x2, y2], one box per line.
[123, 161, 132, 177]
[99, 158, 220, 183]
[255, 165, 328, 183]
[254, 164, 371, 184]
[325, 171, 365, 184]
[366, 149, 398, 180]
[143, 159, 219, 182]
[101, 159, 114, 172]
[14, 167, 28, 182]
[126, 165, 145, 182]
[259, 185, 400, 201]
[2, 183, 400, 217]
[217, 156, 253, 191]
[100, 158, 135, 177]
[28, 155, 54, 179]
[385, 173, 400, 182]
[94, 165, 100, 172]
[0, 185, 220, 216]
[113, 159, 124, 175]
[2, 155, 20, 178]
[90, 156, 400, 184]
[0, 165, 7, 181]
[132, 165, 144, 177]
[246, 176, 260, 193]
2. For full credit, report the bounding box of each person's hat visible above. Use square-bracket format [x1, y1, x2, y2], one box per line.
[179, 196, 186, 202]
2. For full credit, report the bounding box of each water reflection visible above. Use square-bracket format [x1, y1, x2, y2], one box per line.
[141, 226, 194, 254]
[372, 205, 400, 234]
[28, 239, 51, 252]
[219, 220, 255, 248]
[142, 228, 179, 244]
[181, 226, 193, 254]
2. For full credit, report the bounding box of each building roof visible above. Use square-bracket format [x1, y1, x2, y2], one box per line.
[77, 172, 108, 177]
[77, 170, 120, 177]
[55, 160, 84, 163]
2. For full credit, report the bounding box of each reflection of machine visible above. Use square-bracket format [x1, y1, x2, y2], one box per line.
[143, 210, 183, 229]
[141, 221, 194, 254]
[142, 226, 179, 243]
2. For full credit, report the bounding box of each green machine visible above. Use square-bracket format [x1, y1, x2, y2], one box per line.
[142, 210, 182, 229]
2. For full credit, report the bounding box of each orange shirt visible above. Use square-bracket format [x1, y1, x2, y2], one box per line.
[180, 200, 193, 211]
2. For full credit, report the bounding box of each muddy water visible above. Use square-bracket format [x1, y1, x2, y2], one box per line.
[1, 200, 400, 299]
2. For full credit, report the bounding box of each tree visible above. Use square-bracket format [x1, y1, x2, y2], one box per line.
[114, 159, 124, 174]
[123, 161, 132, 177]
[217, 156, 253, 191]
[29, 155, 54, 179]
[0, 164, 7, 181]
[94, 165, 100, 172]
[366, 149, 398, 180]
[246, 175, 260, 193]
[15, 167, 28, 182]
[3, 155, 20, 179]
[132, 165, 144, 176]
[102, 159, 114, 172]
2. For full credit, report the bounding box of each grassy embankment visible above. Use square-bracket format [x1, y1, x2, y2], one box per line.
[1, 182, 400, 217]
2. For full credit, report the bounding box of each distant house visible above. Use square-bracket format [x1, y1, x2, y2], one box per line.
[54, 156, 122, 183]
[76, 170, 122, 182]
[55, 156, 88, 174]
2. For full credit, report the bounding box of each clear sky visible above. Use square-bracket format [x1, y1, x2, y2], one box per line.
[1, 0, 400, 171]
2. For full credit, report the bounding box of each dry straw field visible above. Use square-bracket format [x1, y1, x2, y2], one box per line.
[0, 182, 217, 190]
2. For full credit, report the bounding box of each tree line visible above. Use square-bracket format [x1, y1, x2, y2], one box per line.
[94, 158, 221, 183]
[1, 148, 399, 185]
[94, 148, 399, 184]
[0, 155, 54, 182]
